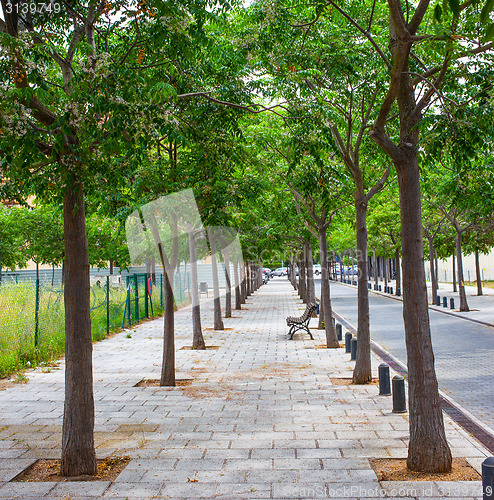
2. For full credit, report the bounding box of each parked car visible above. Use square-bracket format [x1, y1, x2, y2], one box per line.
[313, 264, 321, 276]
[342, 265, 359, 275]
[271, 267, 288, 277]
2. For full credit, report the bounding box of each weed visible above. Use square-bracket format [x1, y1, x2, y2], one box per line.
[13, 373, 28, 384]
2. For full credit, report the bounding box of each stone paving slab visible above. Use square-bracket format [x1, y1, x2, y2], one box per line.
[0, 279, 490, 499]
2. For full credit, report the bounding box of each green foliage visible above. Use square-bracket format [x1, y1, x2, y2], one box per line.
[0, 205, 27, 270]
[367, 185, 401, 256]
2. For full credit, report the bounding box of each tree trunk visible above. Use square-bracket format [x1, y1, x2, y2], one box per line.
[161, 270, 175, 386]
[240, 260, 247, 304]
[347, 253, 351, 282]
[373, 249, 378, 287]
[298, 251, 307, 303]
[210, 236, 224, 330]
[61, 184, 97, 477]
[189, 232, 205, 349]
[395, 248, 401, 294]
[234, 260, 241, 310]
[395, 153, 452, 473]
[452, 252, 457, 292]
[319, 226, 339, 348]
[434, 249, 439, 288]
[455, 232, 469, 312]
[224, 250, 232, 317]
[291, 256, 298, 289]
[252, 262, 255, 291]
[305, 241, 316, 315]
[339, 256, 343, 282]
[109, 260, 113, 275]
[383, 257, 388, 289]
[475, 249, 483, 296]
[317, 297, 324, 329]
[246, 261, 251, 296]
[353, 197, 372, 384]
[427, 236, 437, 305]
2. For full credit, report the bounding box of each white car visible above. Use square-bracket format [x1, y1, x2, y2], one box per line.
[313, 264, 322, 276]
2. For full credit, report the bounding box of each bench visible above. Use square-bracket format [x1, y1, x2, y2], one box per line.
[286, 302, 317, 340]
[199, 282, 208, 297]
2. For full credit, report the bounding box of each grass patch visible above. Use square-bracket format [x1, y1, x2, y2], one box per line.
[0, 279, 174, 378]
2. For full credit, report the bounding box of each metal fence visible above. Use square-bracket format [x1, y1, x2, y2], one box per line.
[0, 271, 191, 377]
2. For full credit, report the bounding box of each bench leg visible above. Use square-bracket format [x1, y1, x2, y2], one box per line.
[288, 325, 295, 340]
[301, 324, 313, 340]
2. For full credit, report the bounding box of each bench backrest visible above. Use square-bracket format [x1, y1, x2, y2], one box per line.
[300, 302, 317, 321]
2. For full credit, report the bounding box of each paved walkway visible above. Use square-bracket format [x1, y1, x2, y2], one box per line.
[0, 279, 490, 499]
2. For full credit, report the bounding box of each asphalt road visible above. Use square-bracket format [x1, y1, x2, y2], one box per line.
[312, 278, 494, 433]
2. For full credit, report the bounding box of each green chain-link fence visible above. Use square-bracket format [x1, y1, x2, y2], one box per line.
[0, 271, 191, 378]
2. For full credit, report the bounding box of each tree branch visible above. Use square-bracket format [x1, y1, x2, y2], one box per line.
[324, 0, 392, 69]
[367, 165, 391, 199]
[407, 0, 431, 35]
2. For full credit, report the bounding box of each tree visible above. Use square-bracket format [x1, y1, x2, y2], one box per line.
[1, 0, 239, 474]
[0, 204, 27, 280]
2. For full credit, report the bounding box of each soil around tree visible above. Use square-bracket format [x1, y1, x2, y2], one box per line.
[12, 456, 131, 482]
[370, 457, 481, 481]
[313, 343, 345, 348]
[180, 345, 220, 350]
[331, 377, 379, 385]
[134, 378, 193, 387]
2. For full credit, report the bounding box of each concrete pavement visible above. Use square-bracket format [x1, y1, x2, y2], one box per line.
[0, 278, 490, 499]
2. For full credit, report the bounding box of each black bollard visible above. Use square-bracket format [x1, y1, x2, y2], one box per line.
[450, 298, 455, 310]
[397, 288, 401, 296]
[482, 456, 494, 500]
[345, 332, 352, 353]
[443, 297, 448, 308]
[378, 363, 391, 396]
[336, 324, 342, 341]
[392, 375, 407, 413]
[436, 295, 441, 306]
[368, 283, 371, 290]
[378, 285, 382, 291]
[350, 338, 357, 360]
[374, 284, 378, 290]
[390, 287, 393, 295]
